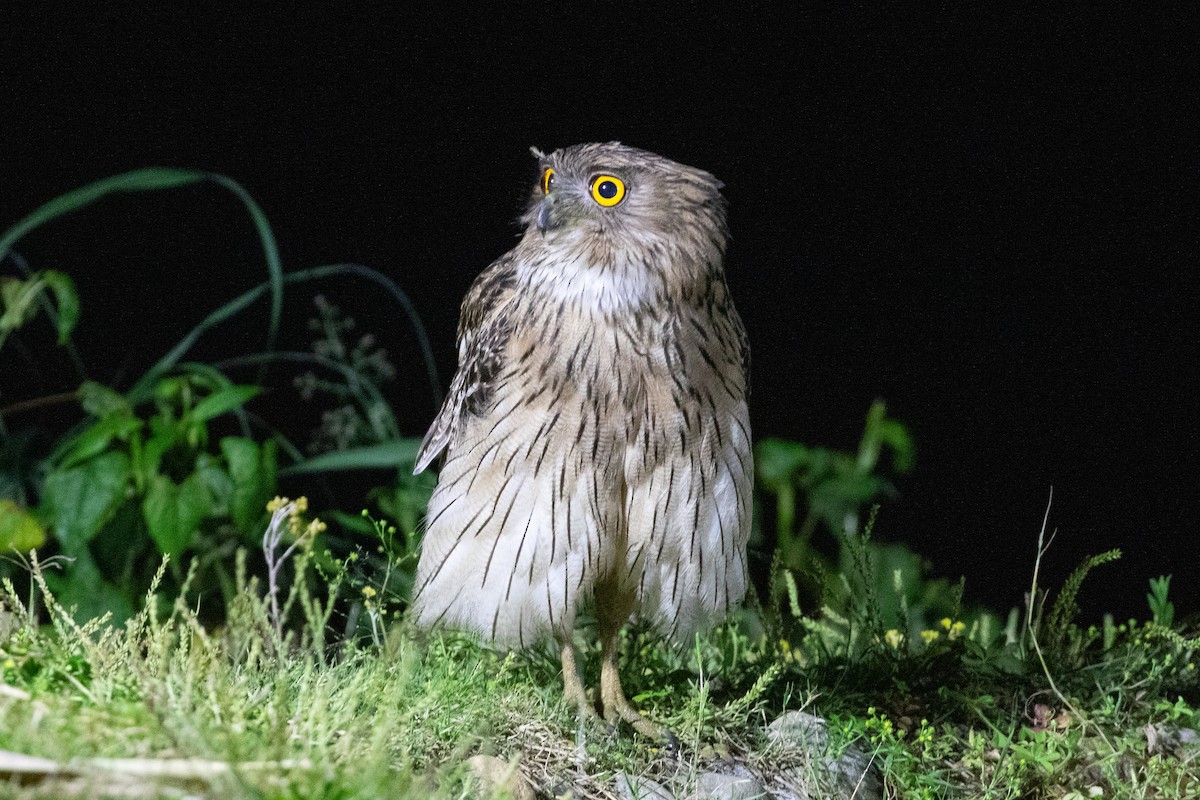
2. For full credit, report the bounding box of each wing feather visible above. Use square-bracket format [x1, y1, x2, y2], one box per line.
[414, 254, 517, 474]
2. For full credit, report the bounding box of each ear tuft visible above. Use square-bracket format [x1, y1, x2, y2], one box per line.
[529, 146, 547, 159]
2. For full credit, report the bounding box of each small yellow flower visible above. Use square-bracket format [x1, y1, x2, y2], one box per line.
[940, 617, 953, 630]
[2, 658, 15, 669]
[361, 586, 377, 598]
[920, 630, 940, 644]
[267, 496, 290, 512]
[884, 629, 904, 649]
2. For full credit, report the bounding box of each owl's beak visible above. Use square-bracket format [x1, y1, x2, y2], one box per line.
[535, 196, 556, 233]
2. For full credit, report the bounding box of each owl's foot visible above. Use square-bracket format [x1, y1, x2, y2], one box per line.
[599, 640, 673, 743]
[560, 642, 600, 721]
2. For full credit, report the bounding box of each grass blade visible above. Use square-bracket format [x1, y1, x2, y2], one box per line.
[0, 168, 206, 264]
[278, 439, 420, 475]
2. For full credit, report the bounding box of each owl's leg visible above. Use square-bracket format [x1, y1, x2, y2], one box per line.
[598, 628, 668, 740]
[594, 573, 668, 740]
[560, 640, 599, 720]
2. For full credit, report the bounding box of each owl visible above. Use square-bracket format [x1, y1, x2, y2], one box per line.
[412, 142, 752, 738]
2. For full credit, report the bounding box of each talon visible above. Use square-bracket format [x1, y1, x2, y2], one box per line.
[560, 642, 599, 721]
[599, 631, 671, 741]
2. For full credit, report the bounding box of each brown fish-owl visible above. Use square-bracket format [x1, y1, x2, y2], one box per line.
[412, 142, 752, 737]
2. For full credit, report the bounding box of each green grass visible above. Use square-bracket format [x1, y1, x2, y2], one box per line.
[1, 533, 1197, 799]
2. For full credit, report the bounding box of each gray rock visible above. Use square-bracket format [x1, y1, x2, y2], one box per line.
[764, 711, 882, 800]
[615, 772, 674, 800]
[691, 769, 771, 799]
[765, 711, 829, 751]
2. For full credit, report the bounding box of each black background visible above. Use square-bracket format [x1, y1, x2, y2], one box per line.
[3, 6, 1197, 621]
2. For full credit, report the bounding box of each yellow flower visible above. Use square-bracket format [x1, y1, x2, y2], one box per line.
[2, 658, 15, 670]
[362, 586, 377, 598]
[920, 630, 940, 644]
[939, 617, 967, 640]
[884, 629, 904, 649]
[267, 496, 290, 512]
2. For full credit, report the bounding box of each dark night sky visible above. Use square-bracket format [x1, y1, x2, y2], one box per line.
[3, 6, 1197, 621]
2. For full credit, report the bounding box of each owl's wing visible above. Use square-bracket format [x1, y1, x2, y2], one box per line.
[734, 301, 751, 397]
[414, 254, 517, 474]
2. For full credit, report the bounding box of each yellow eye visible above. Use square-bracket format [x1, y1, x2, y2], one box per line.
[589, 174, 626, 206]
[541, 167, 556, 194]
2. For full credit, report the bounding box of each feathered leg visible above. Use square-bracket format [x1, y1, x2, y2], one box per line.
[560, 640, 598, 720]
[595, 575, 668, 740]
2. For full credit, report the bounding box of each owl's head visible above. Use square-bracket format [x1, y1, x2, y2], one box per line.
[522, 142, 728, 263]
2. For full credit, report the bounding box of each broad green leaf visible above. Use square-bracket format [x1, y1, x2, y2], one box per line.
[142, 472, 210, 558]
[754, 438, 811, 489]
[141, 415, 183, 480]
[41, 270, 79, 344]
[0, 275, 40, 331]
[190, 384, 261, 422]
[40, 451, 131, 550]
[221, 437, 277, 533]
[58, 413, 143, 469]
[0, 499, 47, 551]
[279, 439, 422, 476]
[192, 452, 234, 518]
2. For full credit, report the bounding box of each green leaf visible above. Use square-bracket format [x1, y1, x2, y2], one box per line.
[141, 472, 210, 557]
[221, 437, 277, 532]
[192, 452, 234, 519]
[279, 439, 422, 476]
[140, 414, 184, 481]
[40, 451, 132, 550]
[40, 270, 80, 344]
[58, 413, 143, 469]
[0, 275, 41, 332]
[754, 438, 811, 490]
[0, 499, 47, 551]
[877, 419, 916, 473]
[189, 384, 261, 422]
[78, 380, 131, 418]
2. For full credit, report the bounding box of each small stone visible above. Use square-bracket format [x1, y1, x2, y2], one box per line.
[467, 754, 536, 800]
[765, 711, 829, 750]
[615, 772, 673, 800]
[691, 770, 770, 799]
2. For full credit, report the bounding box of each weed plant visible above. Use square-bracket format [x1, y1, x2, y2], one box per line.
[0, 169, 438, 625]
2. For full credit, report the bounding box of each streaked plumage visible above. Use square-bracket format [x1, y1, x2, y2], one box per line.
[413, 142, 752, 737]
